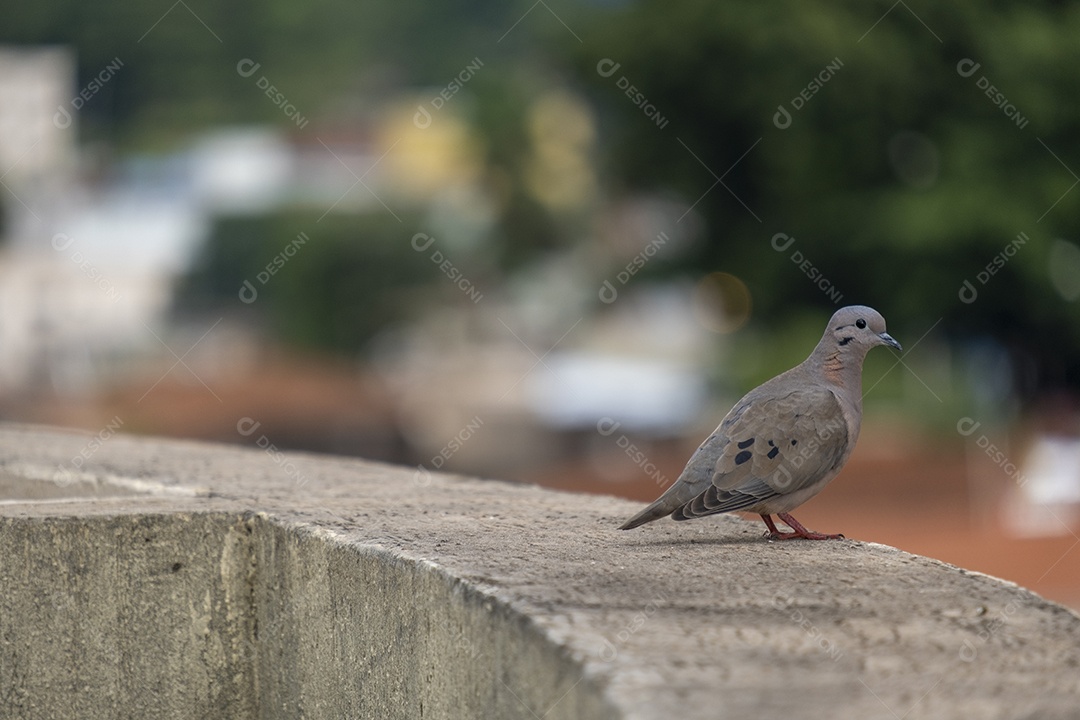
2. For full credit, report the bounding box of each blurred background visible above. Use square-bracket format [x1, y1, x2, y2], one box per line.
[0, 2, 1078, 607]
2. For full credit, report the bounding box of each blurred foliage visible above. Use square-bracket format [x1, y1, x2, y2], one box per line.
[5, 0, 1080, 400]
[177, 211, 430, 352]
[2, 1, 537, 148]
[565, 2, 1080, 399]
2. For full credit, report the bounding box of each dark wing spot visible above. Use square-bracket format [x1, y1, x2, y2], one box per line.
[734, 450, 752, 465]
[737, 438, 755, 449]
[838, 336, 854, 346]
[767, 446, 780, 460]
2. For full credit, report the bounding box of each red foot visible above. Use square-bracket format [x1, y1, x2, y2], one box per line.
[760, 513, 844, 541]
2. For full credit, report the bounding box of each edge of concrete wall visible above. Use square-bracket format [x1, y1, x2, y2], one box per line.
[2, 424, 1079, 719]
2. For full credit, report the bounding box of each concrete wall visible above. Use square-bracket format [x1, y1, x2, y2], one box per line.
[1, 425, 1079, 719]
[251, 518, 614, 719]
[1, 510, 613, 720]
[1, 512, 257, 719]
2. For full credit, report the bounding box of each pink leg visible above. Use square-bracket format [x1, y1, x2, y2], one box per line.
[760, 513, 844, 541]
[760, 514, 781, 537]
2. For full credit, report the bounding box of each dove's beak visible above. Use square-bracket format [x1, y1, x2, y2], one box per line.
[879, 332, 902, 352]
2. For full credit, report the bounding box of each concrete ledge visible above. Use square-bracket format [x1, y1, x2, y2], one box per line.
[1, 424, 1079, 719]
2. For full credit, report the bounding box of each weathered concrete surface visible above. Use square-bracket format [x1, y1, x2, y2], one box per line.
[1, 423, 1079, 719]
[1, 512, 257, 718]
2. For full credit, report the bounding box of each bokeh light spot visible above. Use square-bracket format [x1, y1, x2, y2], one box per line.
[692, 272, 752, 334]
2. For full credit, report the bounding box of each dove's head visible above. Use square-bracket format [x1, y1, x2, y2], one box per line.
[825, 305, 902, 355]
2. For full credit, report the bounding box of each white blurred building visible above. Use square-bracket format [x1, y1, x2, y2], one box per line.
[0, 47, 189, 393]
[0, 46, 75, 183]
[0, 47, 361, 395]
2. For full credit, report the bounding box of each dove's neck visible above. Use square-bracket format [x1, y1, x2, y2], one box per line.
[810, 343, 865, 404]
[805, 343, 865, 448]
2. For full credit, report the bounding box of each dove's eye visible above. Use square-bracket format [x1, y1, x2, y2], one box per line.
[856, 318, 867, 329]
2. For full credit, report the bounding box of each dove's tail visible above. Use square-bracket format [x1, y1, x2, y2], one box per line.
[619, 498, 680, 530]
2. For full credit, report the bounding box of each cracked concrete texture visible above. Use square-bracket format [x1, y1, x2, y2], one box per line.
[1, 423, 1079, 719]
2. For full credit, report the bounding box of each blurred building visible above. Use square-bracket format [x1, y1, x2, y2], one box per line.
[0, 47, 391, 397]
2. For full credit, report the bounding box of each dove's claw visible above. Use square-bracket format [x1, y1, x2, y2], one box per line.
[760, 513, 846, 541]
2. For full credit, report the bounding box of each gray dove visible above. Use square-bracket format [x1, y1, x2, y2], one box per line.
[619, 305, 901, 540]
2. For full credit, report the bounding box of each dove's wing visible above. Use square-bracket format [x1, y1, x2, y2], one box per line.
[673, 386, 850, 520]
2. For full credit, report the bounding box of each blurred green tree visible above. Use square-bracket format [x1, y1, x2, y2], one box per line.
[5, 0, 1079, 400]
[567, 1, 1080, 399]
[177, 211, 434, 353]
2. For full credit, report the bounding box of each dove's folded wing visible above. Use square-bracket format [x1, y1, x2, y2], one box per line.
[674, 387, 850, 520]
